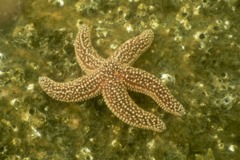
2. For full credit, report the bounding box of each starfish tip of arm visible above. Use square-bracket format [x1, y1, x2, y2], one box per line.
[142, 29, 154, 41]
[38, 76, 47, 85]
[172, 103, 186, 116]
[38, 76, 53, 91]
[154, 122, 167, 133]
[179, 107, 186, 116]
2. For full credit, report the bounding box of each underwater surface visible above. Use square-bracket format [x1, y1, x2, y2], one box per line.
[0, 0, 239, 159]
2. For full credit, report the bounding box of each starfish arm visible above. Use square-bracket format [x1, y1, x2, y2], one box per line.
[122, 66, 185, 116]
[112, 29, 154, 65]
[74, 24, 106, 74]
[102, 80, 166, 132]
[38, 73, 101, 102]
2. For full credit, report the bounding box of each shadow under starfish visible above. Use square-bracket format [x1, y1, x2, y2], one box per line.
[39, 24, 185, 132]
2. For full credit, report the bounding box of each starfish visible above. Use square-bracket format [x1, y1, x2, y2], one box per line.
[39, 24, 185, 132]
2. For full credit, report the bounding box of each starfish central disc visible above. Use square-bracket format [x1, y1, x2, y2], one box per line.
[99, 61, 123, 82]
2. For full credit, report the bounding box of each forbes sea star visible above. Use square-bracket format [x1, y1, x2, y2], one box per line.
[39, 25, 185, 132]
